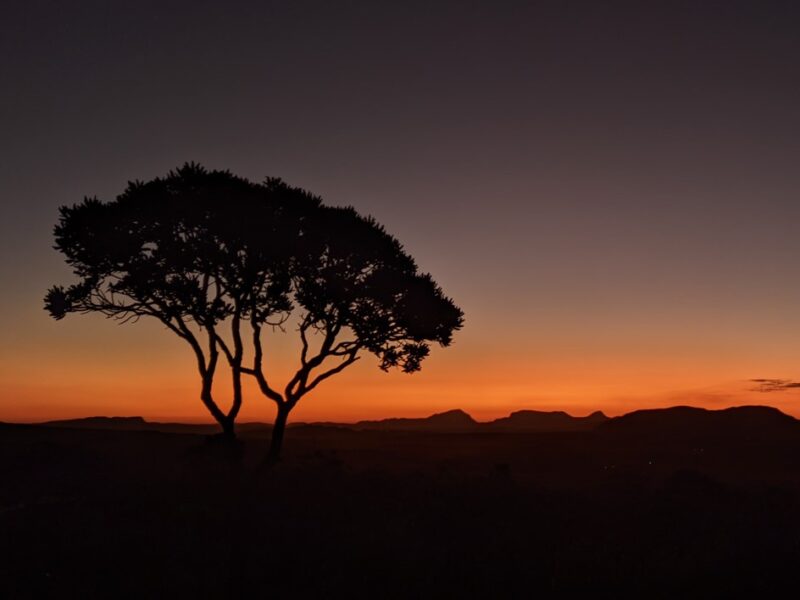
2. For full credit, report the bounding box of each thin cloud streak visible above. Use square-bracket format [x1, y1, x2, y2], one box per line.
[750, 379, 800, 392]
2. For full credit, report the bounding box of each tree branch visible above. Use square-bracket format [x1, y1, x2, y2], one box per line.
[284, 321, 354, 401]
[300, 353, 361, 399]
[241, 320, 284, 405]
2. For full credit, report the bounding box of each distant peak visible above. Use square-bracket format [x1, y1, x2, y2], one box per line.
[426, 409, 477, 424]
[487, 409, 607, 432]
[600, 404, 799, 438]
[721, 404, 790, 416]
[509, 409, 569, 417]
[587, 410, 608, 418]
[42, 416, 150, 431]
[353, 409, 477, 431]
[48, 416, 147, 424]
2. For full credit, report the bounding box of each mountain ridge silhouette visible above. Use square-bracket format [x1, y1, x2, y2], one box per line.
[30, 405, 799, 436]
[354, 409, 478, 432]
[598, 405, 799, 440]
[486, 409, 608, 432]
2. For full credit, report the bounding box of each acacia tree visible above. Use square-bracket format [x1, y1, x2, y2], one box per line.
[46, 164, 464, 460]
[45, 164, 317, 439]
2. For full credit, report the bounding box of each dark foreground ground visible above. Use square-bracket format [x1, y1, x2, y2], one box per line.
[2, 421, 800, 598]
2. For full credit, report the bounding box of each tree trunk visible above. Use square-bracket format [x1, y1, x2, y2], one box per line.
[266, 404, 291, 464]
[221, 417, 236, 440]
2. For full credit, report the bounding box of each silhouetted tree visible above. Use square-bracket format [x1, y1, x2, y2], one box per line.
[45, 164, 318, 440]
[46, 163, 464, 460]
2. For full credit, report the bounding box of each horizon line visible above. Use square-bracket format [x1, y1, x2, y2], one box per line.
[5, 403, 791, 427]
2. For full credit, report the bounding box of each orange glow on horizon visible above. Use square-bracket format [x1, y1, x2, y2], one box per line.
[4, 285, 800, 424]
[3, 345, 800, 423]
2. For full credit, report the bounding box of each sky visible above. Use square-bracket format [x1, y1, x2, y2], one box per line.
[2, 0, 800, 423]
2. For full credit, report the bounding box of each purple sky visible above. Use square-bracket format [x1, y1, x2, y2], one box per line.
[3, 1, 800, 421]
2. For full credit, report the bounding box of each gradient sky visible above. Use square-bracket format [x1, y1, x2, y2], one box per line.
[3, 0, 800, 423]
